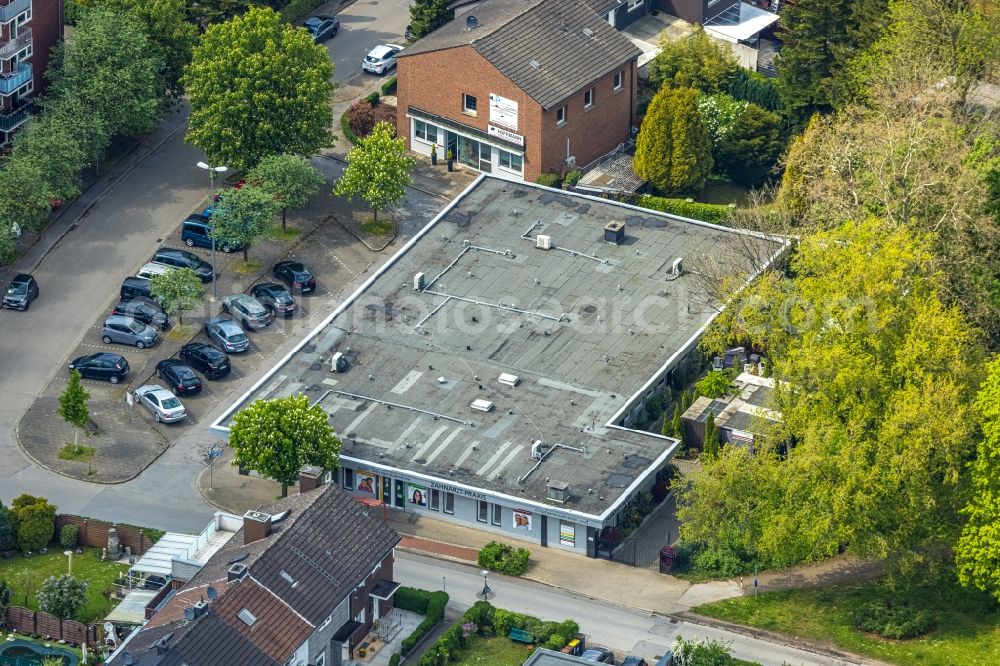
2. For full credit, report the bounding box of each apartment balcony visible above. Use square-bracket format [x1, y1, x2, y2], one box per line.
[0, 27, 31, 59]
[0, 0, 32, 24]
[0, 101, 30, 131]
[0, 61, 31, 95]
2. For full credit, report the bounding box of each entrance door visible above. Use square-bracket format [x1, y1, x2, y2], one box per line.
[540, 515, 548, 547]
[394, 479, 405, 508]
[446, 132, 458, 162]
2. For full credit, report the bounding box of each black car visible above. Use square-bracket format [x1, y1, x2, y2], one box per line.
[3, 273, 39, 310]
[304, 15, 339, 42]
[69, 352, 130, 384]
[152, 247, 215, 282]
[250, 282, 297, 317]
[113, 297, 170, 330]
[179, 342, 231, 379]
[155, 359, 204, 396]
[273, 261, 316, 294]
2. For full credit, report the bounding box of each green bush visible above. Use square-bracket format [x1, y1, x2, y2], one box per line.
[365, 91, 381, 106]
[536, 172, 562, 188]
[852, 597, 936, 639]
[399, 588, 449, 655]
[280, 0, 324, 22]
[388, 655, 400, 666]
[340, 109, 360, 145]
[693, 544, 747, 577]
[564, 169, 582, 186]
[381, 77, 398, 96]
[59, 524, 79, 548]
[477, 541, 531, 576]
[637, 195, 732, 225]
[726, 68, 781, 111]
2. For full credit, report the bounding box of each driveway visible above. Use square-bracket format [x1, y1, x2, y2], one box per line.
[310, 0, 411, 88]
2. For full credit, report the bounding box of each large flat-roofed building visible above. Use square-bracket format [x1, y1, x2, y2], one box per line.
[212, 176, 787, 557]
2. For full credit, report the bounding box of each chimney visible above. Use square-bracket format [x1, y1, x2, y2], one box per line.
[228, 563, 248, 582]
[299, 465, 325, 494]
[243, 510, 271, 545]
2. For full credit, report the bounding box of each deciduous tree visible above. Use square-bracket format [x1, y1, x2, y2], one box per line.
[634, 87, 712, 194]
[229, 394, 341, 496]
[59, 370, 91, 454]
[149, 268, 204, 325]
[183, 6, 334, 170]
[210, 185, 277, 262]
[247, 155, 325, 232]
[11, 494, 56, 553]
[8, 114, 88, 203]
[648, 27, 739, 93]
[0, 502, 14, 552]
[37, 574, 90, 620]
[703, 413, 720, 460]
[335, 121, 413, 224]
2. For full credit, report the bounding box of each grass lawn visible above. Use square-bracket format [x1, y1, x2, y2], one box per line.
[694, 581, 1000, 666]
[450, 636, 539, 666]
[0, 546, 128, 624]
[268, 226, 301, 241]
[232, 259, 262, 275]
[58, 444, 96, 462]
[360, 218, 395, 236]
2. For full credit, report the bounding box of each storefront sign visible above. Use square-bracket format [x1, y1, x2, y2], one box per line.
[489, 94, 519, 130]
[513, 509, 532, 531]
[356, 470, 377, 496]
[429, 480, 489, 501]
[488, 124, 524, 147]
[408, 483, 427, 506]
[559, 521, 576, 546]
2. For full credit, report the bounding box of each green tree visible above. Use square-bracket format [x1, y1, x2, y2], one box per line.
[0, 501, 14, 552]
[694, 371, 733, 399]
[11, 494, 56, 553]
[335, 121, 413, 224]
[210, 185, 277, 262]
[230, 394, 341, 496]
[0, 577, 10, 616]
[671, 404, 683, 442]
[714, 103, 784, 187]
[648, 26, 739, 93]
[44, 93, 112, 170]
[634, 87, 713, 194]
[671, 636, 741, 664]
[247, 154, 325, 232]
[408, 0, 454, 39]
[148, 268, 204, 325]
[37, 574, 90, 620]
[8, 114, 88, 203]
[703, 413, 720, 460]
[186, 0, 250, 29]
[59, 370, 91, 454]
[47, 7, 162, 139]
[183, 6, 335, 170]
[956, 356, 1000, 600]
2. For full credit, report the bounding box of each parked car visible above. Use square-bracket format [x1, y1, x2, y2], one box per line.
[2, 273, 39, 310]
[179, 342, 231, 379]
[653, 652, 672, 666]
[120, 276, 153, 300]
[272, 261, 317, 293]
[102, 315, 158, 349]
[135, 384, 187, 423]
[135, 262, 173, 281]
[622, 657, 648, 666]
[304, 14, 339, 42]
[155, 359, 203, 396]
[114, 297, 169, 331]
[69, 352, 130, 384]
[181, 214, 243, 253]
[152, 247, 215, 282]
[363, 44, 403, 74]
[250, 282, 297, 317]
[222, 294, 274, 330]
[205, 317, 250, 353]
[581, 647, 616, 664]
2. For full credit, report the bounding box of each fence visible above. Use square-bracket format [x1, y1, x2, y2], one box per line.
[3, 606, 100, 647]
[55, 515, 155, 556]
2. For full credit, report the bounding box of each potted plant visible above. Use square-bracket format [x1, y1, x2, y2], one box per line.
[446, 149, 454, 172]
[431, 144, 438, 166]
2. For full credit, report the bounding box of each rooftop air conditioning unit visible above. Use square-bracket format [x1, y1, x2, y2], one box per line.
[413, 272, 425, 290]
[531, 439, 545, 460]
[672, 257, 683, 276]
[498, 373, 520, 387]
[470, 398, 495, 412]
[565, 155, 576, 167]
[546, 480, 569, 503]
[330, 352, 349, 373]
[536, 234, 552, 250]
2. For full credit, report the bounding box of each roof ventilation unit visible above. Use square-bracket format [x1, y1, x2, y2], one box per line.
[413, 272, 425, 290]
[330, 352, 349, 373]
[535, 234, 551, 250]
[227, 563, 248, 582]
[531, 439, 545, 460]
[470, 398, 495, 412]
[605, 220, 625, 244]
[498, 373, 520, 387]
[530, 59, 540, 69]
[466, 15, 479, 30]
[583, 27, 594, 37]
[672, 257, 683, 276]
[546, 480, 569, 503]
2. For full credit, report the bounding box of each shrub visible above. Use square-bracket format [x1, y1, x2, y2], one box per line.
[564, 169, 582, 186]
[693, 544, 746, 577]
[636, 195, 732, 225]
[0, 502, 14, 552]
[366, 91, 380, 106]
[340, 110, 359, 145]
[536, 172, 561, 188]
[381, 77, 398, 96]
[279, 0, 324, 21]
[12, 494, 56, 553]
[37, 574, 90, 620]
[388, 655, 400, 666]
[726, 67, 781, 111]
[852, 597, 936, 639]
[346, 100, 378, 141]
[399, 588, 449, 655]
[395, 586, 434, 614]
[59, 524, 79, 549]
[478, 541, 531, 576]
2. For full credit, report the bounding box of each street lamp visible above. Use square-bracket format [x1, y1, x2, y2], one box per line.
[196, 161, 228, 301]
[64, 550, 73, 576]
[479, 569, 491, 600]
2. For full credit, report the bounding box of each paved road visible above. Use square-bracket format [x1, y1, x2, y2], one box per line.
[395, 552, 860, 666]
[316, 0, 412, 85]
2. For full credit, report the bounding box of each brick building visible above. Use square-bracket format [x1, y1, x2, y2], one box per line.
[1, 0, 63, 147]
[396, 0, 641, 182]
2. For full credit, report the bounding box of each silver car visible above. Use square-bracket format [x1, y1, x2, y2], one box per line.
[134, 384, 187, 423]
[222, 294, 274, 330]
[102, 315, 158, 349]
[205, 316, 250, 353]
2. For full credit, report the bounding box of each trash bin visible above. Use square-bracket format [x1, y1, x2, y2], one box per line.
[659, 546, 677, 574]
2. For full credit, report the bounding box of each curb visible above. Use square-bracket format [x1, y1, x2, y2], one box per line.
[330, 212, 399, 252]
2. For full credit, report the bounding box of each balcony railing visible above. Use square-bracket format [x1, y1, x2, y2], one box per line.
[0, 27, 31, 59]
[0, 103, 30, 131]
[0, 0, 31, 24]
[0, 61, 31, 95]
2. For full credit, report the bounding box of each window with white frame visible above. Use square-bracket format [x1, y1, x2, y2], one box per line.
[343, 468, 354, 490]
[315, 651, 326, 666]
[498, 149, 523, 174]
[477, 501, 488, 523]
[444, 492, 455, 514]
[462, 93, 478, 115]
[556, 105, 567, 126]
[354, 608, 365, 624]
[613, 70, 624, 91]
[584, 88, 595, 109]
[628, 0, 643, 11]
[430, 488, 440, 511]
[414, 119, 438, 144]
[15, 8, 31, 26]
[491, 504, 502, 526]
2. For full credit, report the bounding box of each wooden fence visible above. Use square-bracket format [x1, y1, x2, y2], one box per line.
[3, 606, 100, 647]
[56, 514, 155, 556]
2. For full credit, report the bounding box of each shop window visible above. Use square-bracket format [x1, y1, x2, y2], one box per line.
[499, 150, 523, 174]
[415, 120, 438, 144]
[430, 488, 440, 511]
[477, 501, 488, 523]
[584, 88, 594, 109]
[462, 93, 478, 116]
[343, 468, 354, 490]
[444, 492, 455, 514]
[457, 135, 493, 173]
[614, 70, 624, 91]
[556, 106, 567, 126]
[492, 504, 502, 526]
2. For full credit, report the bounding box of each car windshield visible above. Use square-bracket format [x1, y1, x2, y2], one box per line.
[275, 292, 292, 303]
[161, 397, 181, 409]
[231, 333, 248, 343]
[136, 303, 154, 316]
[7, 283, 27, 295]
[294, 271, 311, 281]
[128, 320, 146, 334]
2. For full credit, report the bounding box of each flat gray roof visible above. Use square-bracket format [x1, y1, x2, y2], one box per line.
[213, 176, 786, 519]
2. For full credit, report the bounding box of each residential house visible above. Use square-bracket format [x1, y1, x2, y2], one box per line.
[1, 0, 62, 147]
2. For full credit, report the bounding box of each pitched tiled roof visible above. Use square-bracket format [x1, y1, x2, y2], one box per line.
[399, 0, 641, 109]
[215, 578, 312, 663]
[156, 613, 280, 666]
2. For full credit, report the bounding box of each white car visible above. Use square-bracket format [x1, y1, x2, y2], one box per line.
[134, 384, 187, 423]
[363, 44, 403, 75]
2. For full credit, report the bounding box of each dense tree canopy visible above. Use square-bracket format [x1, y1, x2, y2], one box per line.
[634, 87, 713, 194]
[409, 0, 454, 39]
[648, 27, 739, 94]
[335, 122, 413, 224]
[247, 154, 325, 232]
[210, 185, 277, 261]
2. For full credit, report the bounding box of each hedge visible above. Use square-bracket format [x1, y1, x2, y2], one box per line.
[340, 109, 360, 146]
[280, 0, 324, 21]
[381, 77, 398, 96]
[388, 655, 400, 666]
[637, 195, 733, 225]
[537, 173, 561, 188]
[365, 91, 380, 105]
[399, 588, 449, 655]
[477, 541, 531, 576]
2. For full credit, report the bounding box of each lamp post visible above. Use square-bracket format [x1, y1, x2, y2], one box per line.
[64, 550, 73, 576]
[479, 569, 491, 600]
[196, 161, 228, 301]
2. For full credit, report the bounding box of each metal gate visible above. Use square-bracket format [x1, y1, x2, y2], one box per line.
[606, 495, 679, 568]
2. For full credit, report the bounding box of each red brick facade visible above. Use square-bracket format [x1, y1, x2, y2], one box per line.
[397, 45, 637, 182]
[1, 0, 63, 144]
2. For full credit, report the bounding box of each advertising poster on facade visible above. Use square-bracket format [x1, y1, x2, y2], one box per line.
[356, 470, 377, 496]
[513, 508, 532, 530]
[489, 93, 519, 130]
[408, 483, 427, 506]
[559, 522, 576, 546]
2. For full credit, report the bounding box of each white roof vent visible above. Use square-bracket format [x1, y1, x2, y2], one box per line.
[413, 272, 425, 290]
[536, 234, 552, 250]
[498, 373, 520, 387]
[237, 608, 257, 627]
[470, 398, 495, 412]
